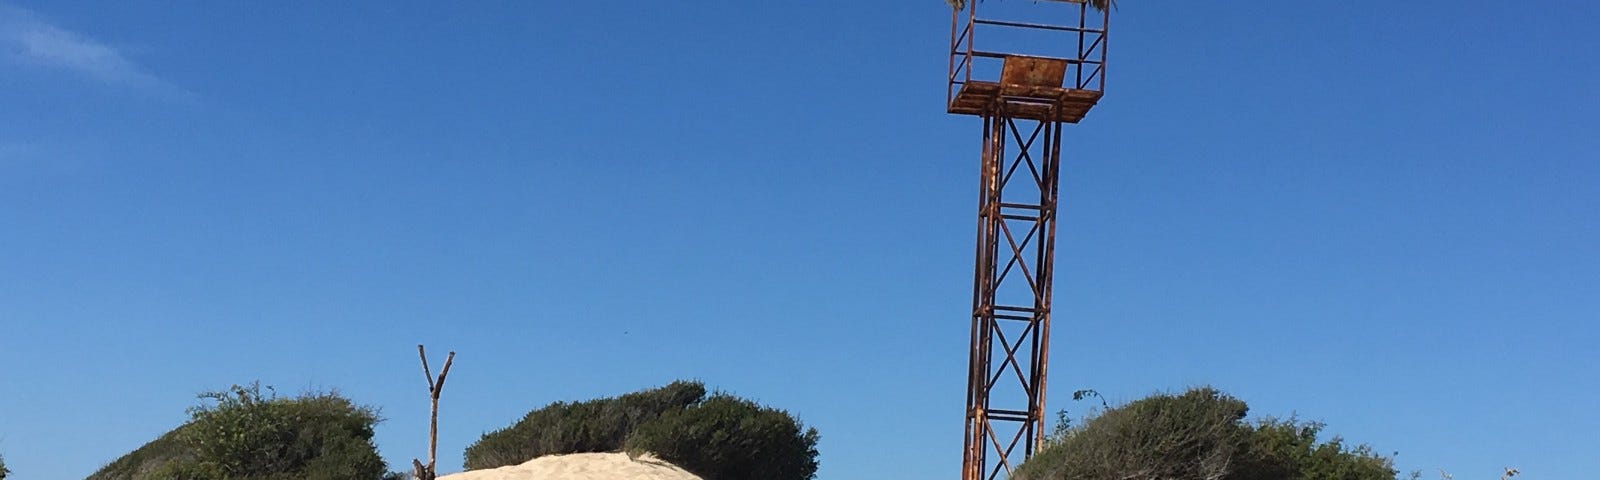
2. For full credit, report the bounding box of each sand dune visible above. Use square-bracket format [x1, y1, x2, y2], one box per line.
[438, 452, 702, 480]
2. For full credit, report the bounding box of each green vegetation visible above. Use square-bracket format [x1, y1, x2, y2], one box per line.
[89, 382, 387, 480]
[465, 380, 820, 480]
[624, 394, 821, 480]
[87, 425, 195, 479]
[1244, 416, 1395, 480]
[464, 380, 707, 469]
[1015, 387, 1395, 480]
[1, 451, 9, 480]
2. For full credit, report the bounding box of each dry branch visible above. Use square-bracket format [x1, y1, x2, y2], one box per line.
[412, 345, 456, 480]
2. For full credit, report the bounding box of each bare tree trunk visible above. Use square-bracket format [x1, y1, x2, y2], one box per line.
[413, 345, 455, 480]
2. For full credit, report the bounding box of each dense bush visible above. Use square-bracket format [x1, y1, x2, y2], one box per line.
[88, 426, 195, 480]
[624, 394, 820, 480]
[1014, 387, 1395, 480]
[464, 380, 821, 480]
[88, 382, 387, 480]
[464, 380, 707, 469]
[1242, 417, 1396, 480]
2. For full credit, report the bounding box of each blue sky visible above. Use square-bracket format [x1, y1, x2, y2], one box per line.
[1, 1, 1596, 478]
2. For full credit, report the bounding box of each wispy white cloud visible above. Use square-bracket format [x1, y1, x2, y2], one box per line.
[0, 4, 179, 93]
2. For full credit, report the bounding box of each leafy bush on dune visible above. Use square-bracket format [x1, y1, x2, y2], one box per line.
[87, 426, 196, 480]
[1243, 416, 1395, 480]
[463, 380, 707, 469]
[89, 382, 387, 480]
[464, 380, 821, 480]
[1013, 386, 1394, 480]
[624, 393, 820, 480]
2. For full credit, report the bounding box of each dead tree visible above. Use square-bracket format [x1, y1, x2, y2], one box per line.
[412, 345, 455, 480]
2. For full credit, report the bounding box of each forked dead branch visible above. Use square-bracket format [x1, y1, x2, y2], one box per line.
[413, 345, 457, 480]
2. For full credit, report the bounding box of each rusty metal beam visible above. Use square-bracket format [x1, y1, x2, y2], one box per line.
[962, 101, 1062, 480]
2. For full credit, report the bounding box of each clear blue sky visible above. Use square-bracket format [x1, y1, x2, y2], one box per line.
[1, 1, 1596, 478]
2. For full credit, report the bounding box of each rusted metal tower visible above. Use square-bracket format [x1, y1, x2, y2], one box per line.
[947, 1, 1109, 479]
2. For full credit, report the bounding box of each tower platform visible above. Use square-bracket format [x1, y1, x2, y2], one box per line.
[948, 55, 1103, 123]
[948, 81, 1102, 123]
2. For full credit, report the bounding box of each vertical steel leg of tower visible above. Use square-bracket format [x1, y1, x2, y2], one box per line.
[963, 104, 1062, 480]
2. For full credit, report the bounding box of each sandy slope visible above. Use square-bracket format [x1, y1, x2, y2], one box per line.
[438, 452, 702, 480]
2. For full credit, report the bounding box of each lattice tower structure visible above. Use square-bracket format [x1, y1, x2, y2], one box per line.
[946, 2, 1109, 478]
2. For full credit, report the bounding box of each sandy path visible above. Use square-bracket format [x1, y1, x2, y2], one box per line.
[437, 452, 702, 480]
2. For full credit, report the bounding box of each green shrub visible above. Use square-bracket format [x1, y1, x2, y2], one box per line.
[1241, 417, 1395, 480]
[88, 382, 387, 480]
[87, 427, 197, 480]
[464, 381, 821, 480]
[624, 394, 820, 480]
[463, 380, 707, 469]
[1015, 387, 1395, 480]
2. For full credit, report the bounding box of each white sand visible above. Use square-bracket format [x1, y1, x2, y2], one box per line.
[438, 452, 703, 480]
